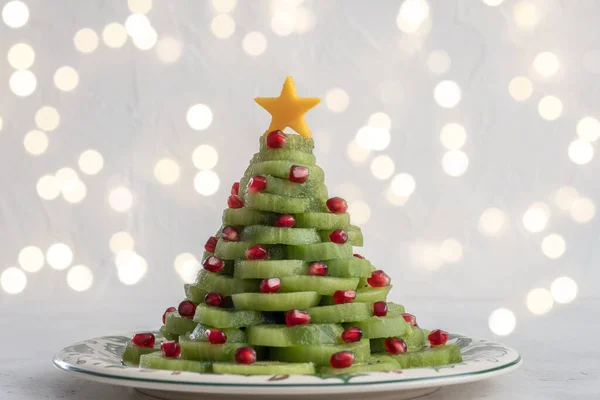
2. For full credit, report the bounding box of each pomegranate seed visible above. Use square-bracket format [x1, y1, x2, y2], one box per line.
[329, 229, 348, 244]
[289, 165, 309, 183]
[178, 300, 196, 319]
[266, 130, 287, 148]
[274, 214, 295, 227]
[307, 261, 328, 276]
[260, 278, 281, 293]
[204, 292, 226, 307]
[221, 226, 240, 242]
[204, 236, 218, 253]
[402, 313, 417, 327]
[235, 347, 257, 365]
[367, 270, 391, 287]
[385, 338, 407, 355]
[162, 306, 176, 324]
[247, 176, 267, 194]
[205, 328, 228, 344]
[231, 182, 240, 195]
[326, 197, 348, 213]
[245, 245, 268, 260]
[373, 301, 388, 317]
[161, 341, 181, 358]
[353, 253, 364, 259]
[285, 310, 311, 326]
[341, 327, 363, 343]
[333, 290, 356, 304]
[228, 195, 244, 209]
[428, 329, 449, 346]
[203, 256, 225, 272]
[132, 333, 155, 348]
[330, 351, 354, 369]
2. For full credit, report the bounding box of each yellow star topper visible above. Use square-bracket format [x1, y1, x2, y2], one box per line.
[254, 76, 321, 138]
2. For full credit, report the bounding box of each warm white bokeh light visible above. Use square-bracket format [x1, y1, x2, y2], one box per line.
[426, 50, 451, 75]
[35, 106, 60, 132]
[23, 130, 49, 156]
[568, 140, 594, 165]
[396, 0, 430, 34]
[128, 0, 152, 13]
[370, 155, 395, 180]
[576, 116, 600, 142]
[67, 265, 94, 292]
[78, 150, 104, 175]
[154, 158, 181, 185]
[348, 201, 370, 225]
[434, 80, 461, 108]
[7, 42, 35, 69]
[132, 26, 157, 50]
[156, 37, 183, 63]
[368, 112, 392, 131]
[36, 175, 60, 200]
[62, 180, 87, 204]
[440, 238, 463, 263]
[294, 7, 315, 33]
[1, 267, 27, 294]
[488, 308, 516, 336]
[478, 208, 507, 237]
[109, 187, 134, 212]
[46, 243, 74, 270]
[187, 104, 213, 130]
[174, 253, 201, 283]
[440, 123, 467, 150]
[213, 0, 236, 12]
[537, 95, 563, 121]
[192, 144, 219, 170]
[569, 197, 595, 223]
[508, 76, 533, 101]
[102, 23, 128, 48]
[242, 32, 267, 56]
[125, 13, 150, 36]
[483, 0, 504, 6]
[347, 140, 370, 163]
[541, 234, 566, 259]
[522, 202, 550, 233]
[390, 173, 416, 197]
[554, 186, 579, 211]
[2, 1, 29, 28]
[513, 1, 539, 31]
[18, 246, 45, 273]
[211, 14, 235, 39]
[526, 288, 554, 315]
[55, 168, 79, 192]
[386, 189, 410, 206]
[116, 250, 148, 285]
[325, 88, 349, 113]
[533, 52, 560, 78]
[409, 241, 444, 270]
[194, 170, 220, 196]
[442, 150, 469, 177]
[9, 70, 36, 97]
[109, 231, 135, 254]
[74, 28, 100, 53]
[271, 11, 296, 36]
[550, 277, 578, 304]
[53, 66, 79, 92]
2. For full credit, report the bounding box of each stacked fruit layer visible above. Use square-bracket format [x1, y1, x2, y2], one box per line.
[122, 131, 462, 375]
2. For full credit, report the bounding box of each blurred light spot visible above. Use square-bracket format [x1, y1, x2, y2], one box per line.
[577, 117, 600, 142]
[35, 106, 60, 132]
[156, 37, 183, 63]
[368, 112, 391, 131]
[132, 25, 157, 50]
[522, 202, 550, 233]
[193, 144, 219, 170]
[1, 267, 26, 294]
[294, 7, 315, 33]
[271, 11, 295, 36]
[62, 180, 87, 204]
[325, 88, 349, 113]
[23, 130, 49, 155]
[386, 189, 410, 206]
[396, 0, 430, 34]
[348, 201, 370, 225]
[526, 288, 553, 315]
[440, 238, 463, 263]
[554, 186, 579, 211]
[568, 140, 593, 165]
[488, 308, 516, 336]
[7, 42, 34, 69]
[128, 0, 152, 13]
[508, 76, 533, 101]
[537, 95, 563, 121]
[533, 52, 560, 78]
[367, 128, 391, 151]
[55, 168, 79, 192]
[174, 252, 196, 273]
[569, 197, 595, 223]
[212, 0, 236, 12]
[174, 253, 201, 283]
[426, 50, 451, 75]
[483, 0, 503, 6]
[110, 231, 135, 254]
[582, 50, 600, 74]
[0, 116, 3, 131]
[74, 28, 99, 53]
[409, 241, 443, 270]
[37, 175, 60, 200]
[46, 243, 74, 270]
[390, 173, 416, 197]
[434, 80, 461, 108]
[187, 104, 213, 130]
[53, 66, 79, 92]
[2, 1, 28, 28]
[513, 1, 539, 31]
[154, 158, 181, 185]
[442, 150, 468, 177]
[67, 265, 94, 292]
[370, 155, 395, 180]
[478, 208, 507, 237]
[109, 187, 133, 212]
[102, 23, 128, 48]
[211, 14, 235, 39]
[347, 140, 370, 162]
[9, 70, 36, 97]
[125, 13, 150, 36]
[194, 170, 220, 196]
[242, 32, 267, 56]
[18, 246, 44, 273]
[550, 277, 578, 304]
[116, 250, 147, 285]
[541, 234, 565, 259]
[440, 123, 467, 150]
[78, 150, 104, 175]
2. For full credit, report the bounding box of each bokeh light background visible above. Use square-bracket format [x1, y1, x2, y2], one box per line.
[0, 0, 598, 339]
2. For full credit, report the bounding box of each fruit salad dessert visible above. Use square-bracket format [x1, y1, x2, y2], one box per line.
[122, 77, 462, 375]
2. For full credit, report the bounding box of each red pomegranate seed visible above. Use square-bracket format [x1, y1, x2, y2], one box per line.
[274, 214, 295, 227]
[402, 313, 417, 327]
[221, 226, 240, 242]
[289, 165, 309, 183]
[428, 329, 449, 346]
[341, 327, 363, 343]
[245, 245, 268, 260]
[307, 261, 328, 276]
[367, 270, 391, 287]
[260, 278, 281, 293]
[330, 351, 354, 369]
[266, 130, 287, 148]
[326, 197, 348, 213]
[285, 310, 311, 326]
[385, 338, 407, 355]
[205, 328, 228, 344]
[161, 341, 181, 358]
[204, 236, 218, 253]
[162, 306, 176, 324]
[247, 176, 267, 194]
[235, 347, 257, 364]
[228, 195, 244, 209]
[203, 256, 225, 272]
[178, 300, 196, 319]
[204, 292, 226, 307]
[353, 253, 364, 259]
[132, 333, 155, 348]
[373, 301, 388, 317]
[329, 229, 348, 244]
[231, 182, 240, 195]
[333, 290, 356, 304]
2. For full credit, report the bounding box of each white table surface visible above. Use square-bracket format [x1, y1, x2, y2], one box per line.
[2, 298, 598, 400]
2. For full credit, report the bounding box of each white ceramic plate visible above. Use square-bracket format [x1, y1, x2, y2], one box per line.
[53, 333, 521, 400]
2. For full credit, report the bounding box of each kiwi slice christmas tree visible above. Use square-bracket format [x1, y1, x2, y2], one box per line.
[123, 77, 462, 375]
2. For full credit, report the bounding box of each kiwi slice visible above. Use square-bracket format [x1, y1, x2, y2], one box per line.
[187, 324, 248, 343]
[321, 286, 391, 305]
[370, 326, 426, 353]
[192, 270, 259, 296]
[287, 243, 353, 261]
[222, 208, 277, 226]
[213, 361, 315, 375]
[307, 302, 374, 324]
[122, 341, 160, 366]
[245, 192, 312, 214]
[344, 314, 410, 339]
[294, 212, 351, 230]
[279, 276, 359, 295]
[164, 312, 198, 336]
[232, 292, 321, 311]
[193, 304, 271, 328]
[234, 260, 305, 279]
[270, 339, 370, 366]
[385, 344, 462, 369]
[180, 340, 264, 362]
[317, 354, 398, 375]
[240, 226, 321, 245]
[140, 352, 212, 373]
[258, 134, 314, 153]
[247, 323, 344, 347]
